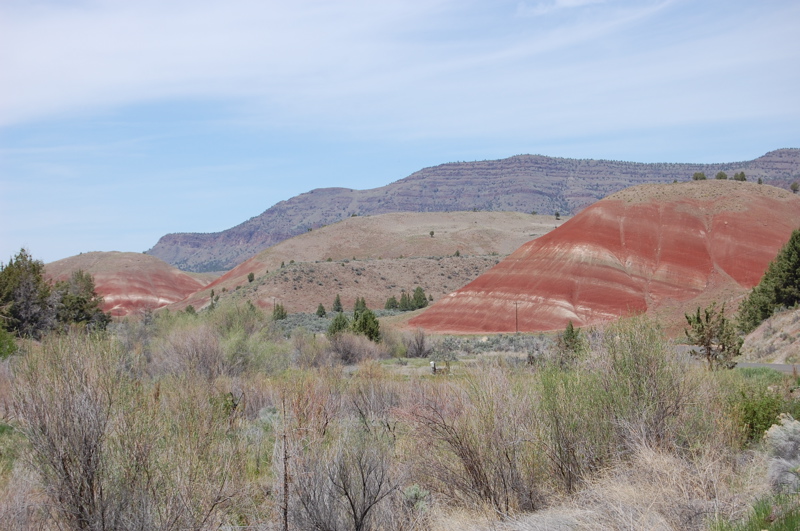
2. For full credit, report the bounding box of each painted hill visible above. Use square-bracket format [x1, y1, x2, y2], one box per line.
[146, 149, 800, 272]
[171, 211, 565, 313]
[408, 181, 800, 334]
[45, 252, 214, 317]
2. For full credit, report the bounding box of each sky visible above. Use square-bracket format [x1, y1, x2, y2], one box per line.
[1, 0, 799, 264]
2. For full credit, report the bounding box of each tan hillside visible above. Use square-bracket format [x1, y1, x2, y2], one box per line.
[739, 308, 800, 363]
[147, 148, 800, 272]
[170, 211, 568, 312]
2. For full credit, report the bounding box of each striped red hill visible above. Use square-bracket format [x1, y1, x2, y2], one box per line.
[409, 181, 800, 333]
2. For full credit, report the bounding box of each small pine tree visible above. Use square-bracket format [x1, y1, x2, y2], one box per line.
[686, 302, 740, 370]
[733, 171, 747, 181]
[557, 320, 586, 367]
[692, 172, 707, 181]
[399, 292, 411, 311]
[316, 303, 326, 318]
[715, 171, 728, 180]
[430, 230, 434, 238]
[385, 296, 399, 310]
[412, 287, 428, 310]
[791, 182, 799, 194]
[758, 177, 763, 185]
[353, 297, 367, 319]
[332, 294, 343, 313]
[352, 308, 381, 342]
[272, 303, 287, 320]
[248, 272, 255, 283]
[327, 312, 349, 337]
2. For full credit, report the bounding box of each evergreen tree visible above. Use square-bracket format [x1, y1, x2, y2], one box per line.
[332, 294, 343, 313]
[733, 171, 747, 181]
[686, 302, 740, 370]
[327, 312, 350, 338]
[399, 292, 411, 311]
[385, 296, 399, 310]
[555, 320, 586, 368]
[54, 269, 110, 331]
[353, 297, 367, 319]
[692, 172, 707, 180]
[0, 248, 57, 338]
[352, 308, 381, 342]
[739, 229, 800, 333]
[272, 303, 287, 320]
[316, 303, 326, 318]
[412, 287, 428, 309]
[715, 171, 728, 180]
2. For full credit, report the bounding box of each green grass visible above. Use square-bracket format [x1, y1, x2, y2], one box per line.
[711, 495, 800, 531]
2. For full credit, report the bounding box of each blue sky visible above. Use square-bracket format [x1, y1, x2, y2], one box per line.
[1, 0, 798, 264]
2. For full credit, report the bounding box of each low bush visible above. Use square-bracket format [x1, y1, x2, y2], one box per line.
[329, 332, 387, 364]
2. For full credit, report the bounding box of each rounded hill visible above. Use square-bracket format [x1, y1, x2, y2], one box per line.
[46, 252, 214, 317]
[409, 181, 800, 334]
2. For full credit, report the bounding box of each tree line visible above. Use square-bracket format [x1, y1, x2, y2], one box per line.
[0, 249, 109, 343]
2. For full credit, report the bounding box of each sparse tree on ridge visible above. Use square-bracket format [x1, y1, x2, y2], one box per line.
[733, 171, 747, 181]
[692, 172, 707, 181]
[791, 181, 799, 194]
[715, 171, 728, 180]
[316, 304, 326, 318]
[333, 294, 343, 313]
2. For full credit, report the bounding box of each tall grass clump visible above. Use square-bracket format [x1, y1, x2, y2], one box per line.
[404, 369, 543, 516]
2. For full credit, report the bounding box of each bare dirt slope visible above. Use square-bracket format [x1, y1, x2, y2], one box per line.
[409, 181, 800, 334]
[172, 211, 566, 313]
[739, 308, 800, 363]
[147, 149, 800, 272]
[46, 252, 215, 317]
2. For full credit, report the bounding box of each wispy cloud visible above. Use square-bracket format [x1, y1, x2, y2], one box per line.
[1, 0, 799, 263]
[516, 0, 607, 17]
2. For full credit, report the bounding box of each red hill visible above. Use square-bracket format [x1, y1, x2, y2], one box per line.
[409, 181, 800, 334]
[46, 252, 214, 317]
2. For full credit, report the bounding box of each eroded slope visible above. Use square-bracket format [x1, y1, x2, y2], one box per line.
[409, 182, 800, 333]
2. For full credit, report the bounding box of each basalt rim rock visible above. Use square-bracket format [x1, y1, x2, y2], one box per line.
[409, 181, 800, 334]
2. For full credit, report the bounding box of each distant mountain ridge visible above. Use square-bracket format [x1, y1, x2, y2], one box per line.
[146, 148, 800, 272]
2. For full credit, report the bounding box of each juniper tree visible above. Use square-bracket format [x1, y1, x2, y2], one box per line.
[685, 302, 740, 370]
[739, 229, 800, 333]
